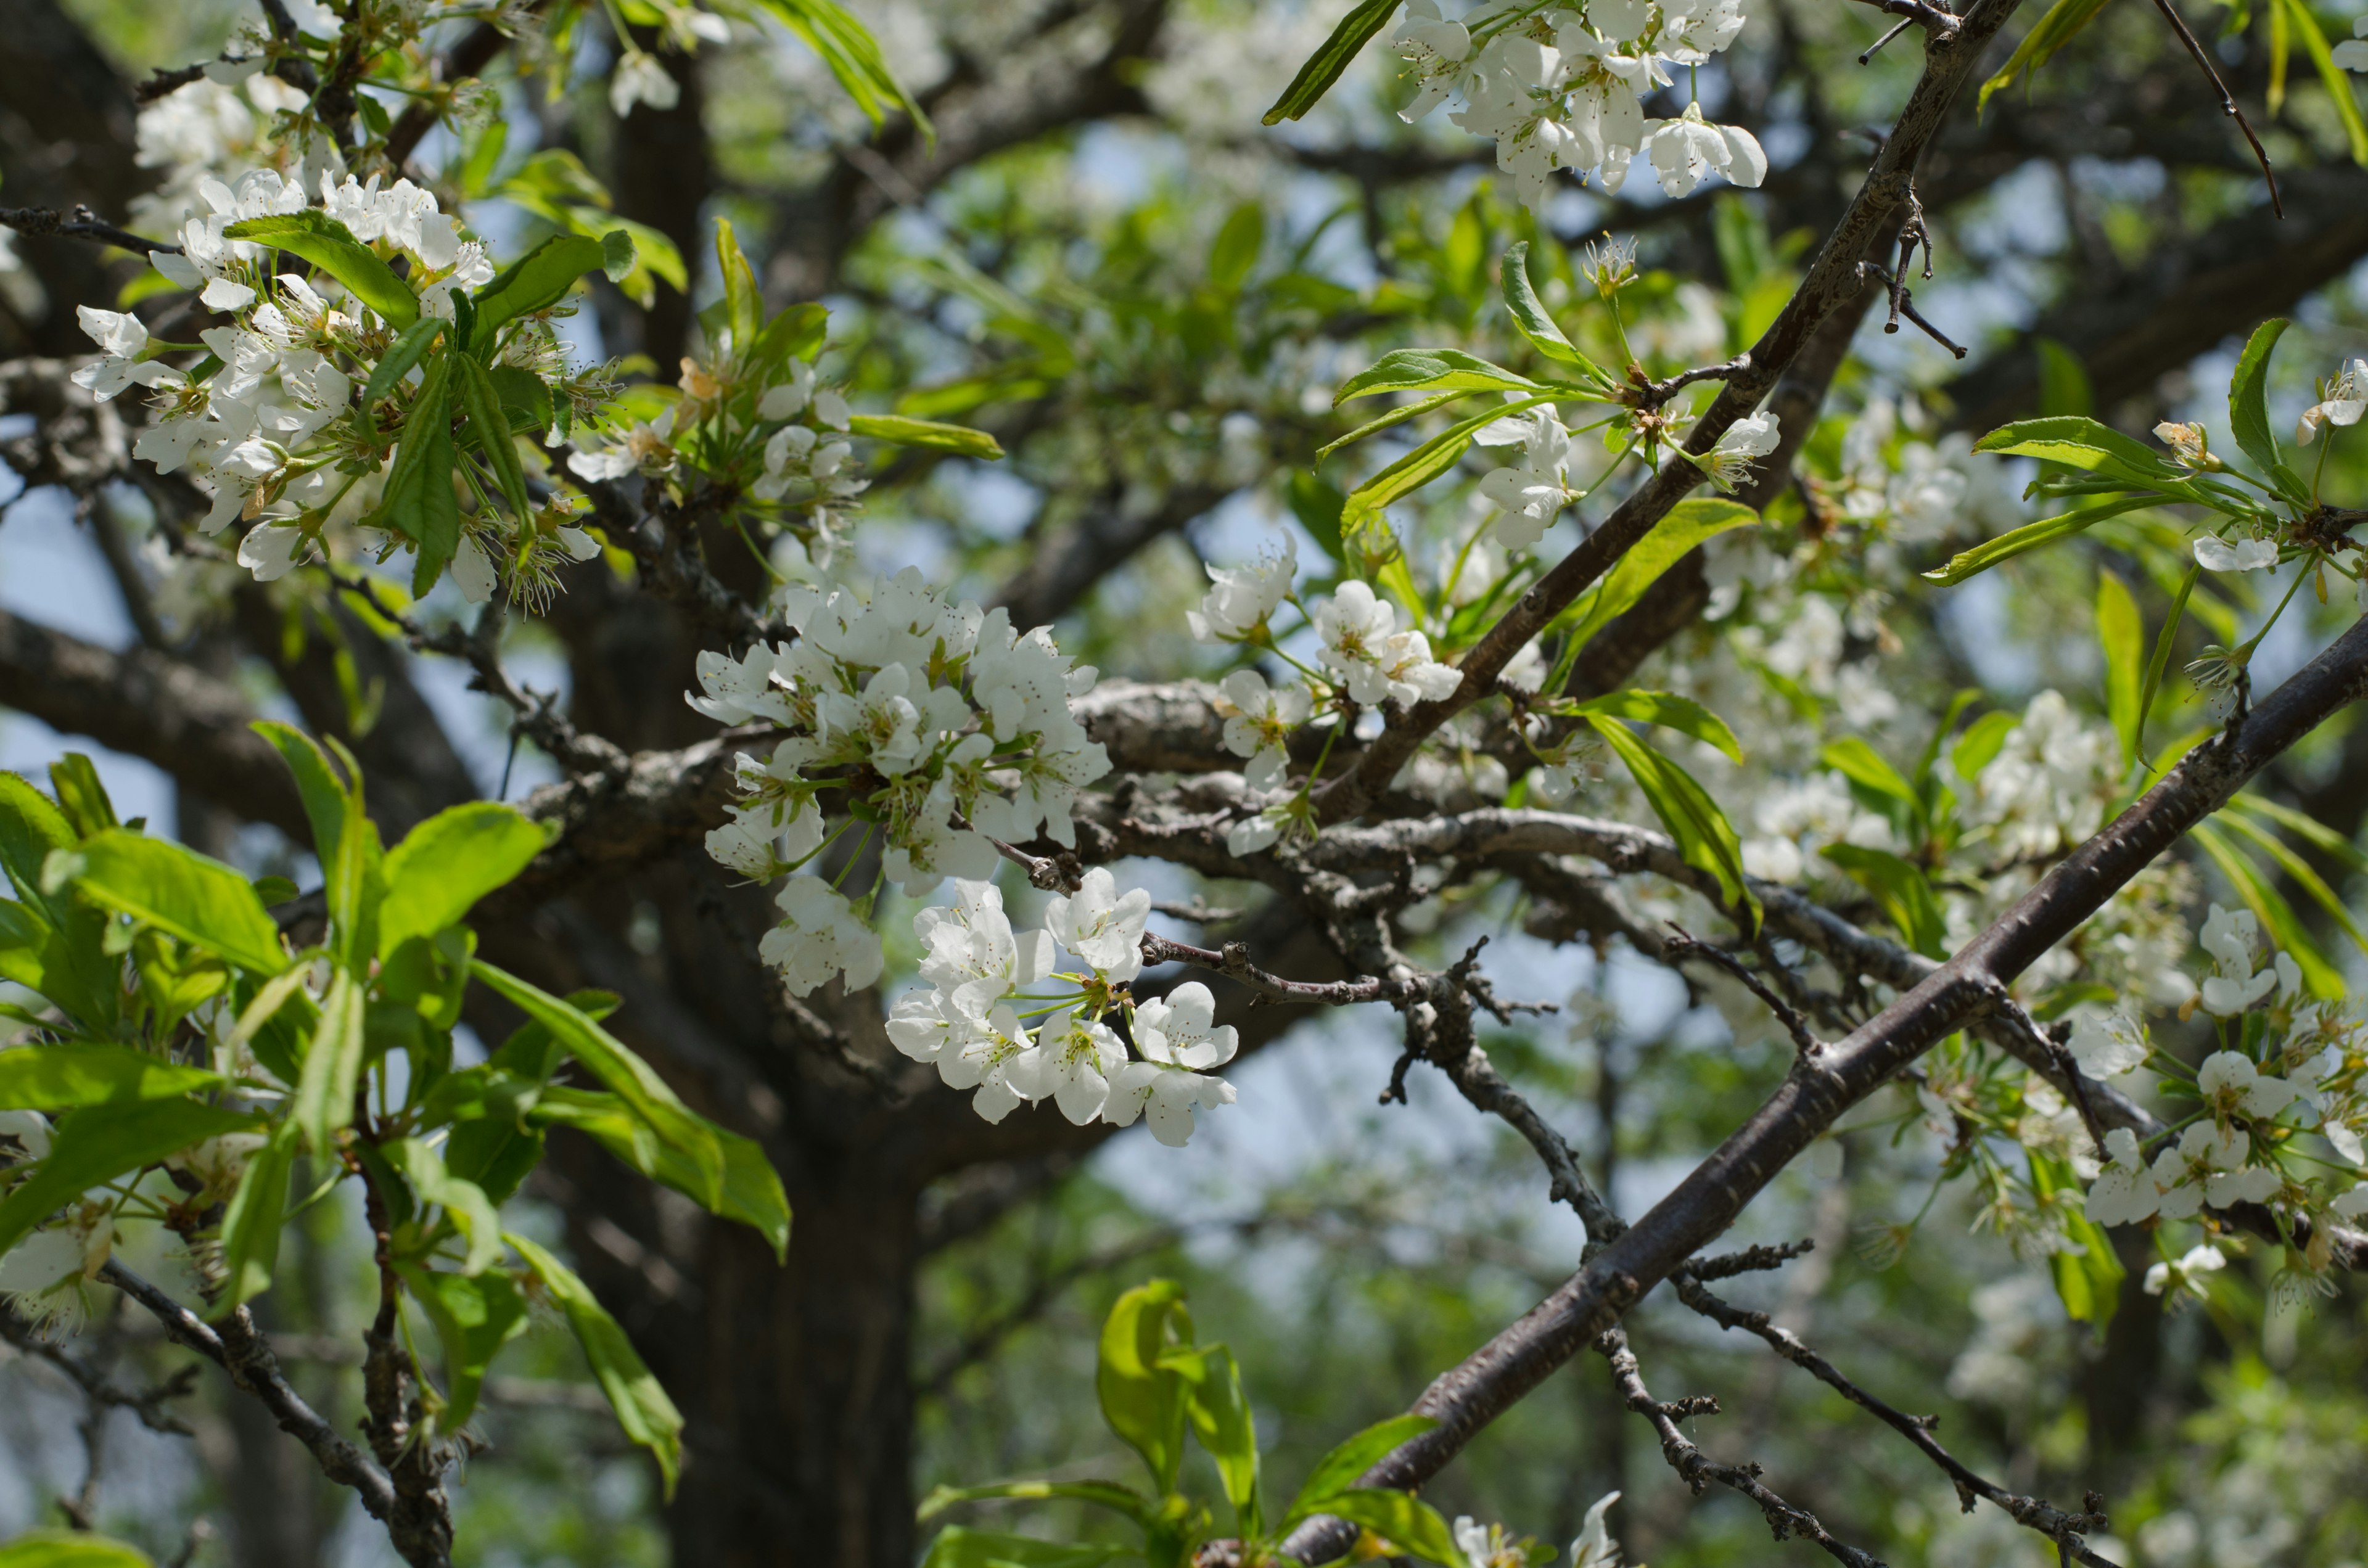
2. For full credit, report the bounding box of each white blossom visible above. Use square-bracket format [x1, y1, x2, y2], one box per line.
[610, 51, 681, 117]
[2295, 358, 2366, 443]
[2197, 903, 2281, 1016]
[2142, 1244, 2226, 1302]
[1188, 535, 1297, 641]
[1216, 669, 1312, 789]
[2193, 535, 2279, 573]
[1106, 975, 1249, 1142]
[2196, 1050, 2298, 1122]
[935, 1001, 1041, 1123]
[70, 308, 184, 401]
[1476, 409, 1574, 549]
[2084, 1127, 2162, 1226]
[757, 877, 884, 997]
[1569, 1492, 1624, 1568]
[2067, 1011, 2148, 1079]
[1641, 102, 1766, 197]
[1016, 1007, 1126, 1124]
[1692, 410, 1780, 492]
[1044, 867, 1151, 982]
[2149, 1121, 2277, 1217]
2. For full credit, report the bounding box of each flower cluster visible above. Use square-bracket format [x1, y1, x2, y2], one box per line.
[89, 167, 604, 601]
[1393, 0, 1766, 208]
[884, 876, 1238, 1142]
[1186, 538, 1462, 854]
[690, 569, 1115, 996]
[2074, 905, 2368, 1255]
[0, 1101, 257, 1332]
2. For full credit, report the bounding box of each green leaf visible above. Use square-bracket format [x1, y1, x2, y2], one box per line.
[1920, 494, 2158, 585]
[919, 1528, 1129, 1568]
[68, 830, 286, 976]
[216, 1123, 297, 1310]
[2221, 793, 2368, 874]
[526, 1087, 791, 1262]
[1820, 737, 1918, 812]
[2227, 318, 2291, 479]
[1263, 0, 1402, 123]
[1317, 390, 1465, 462]
[754, 0, 934, 140]
[1577, 691, 1744, 763]
[1499, 241, 1605, 380]
[2134, 561, 2198, 766]
[1096, 1279, 1192, 1492]
[471, 233, 607, 349]
[2214, 807, 2368, 961]
[372, 351, 464, 595]
[387, 1138, 503, 1275]
[453, 351, 533, 523]
[361, 318, 448, 429]
[380, 803, 548, 957]
[1972, 416, 2197, 493]
[1820, 844, 1949, 959]
[2028, 1151, 2124, 1334]
[2286, 0, 2368, 163]
[1951, 709, 2021, 781]
[1559, 498, 1758, 654]
[1287, 1413, 1437, 1520]
[1342, 396, 1554, 533]
[0, 1046, 219, 1109]
[252, 723, 381, 966]
[2095, 570, 2144, 770]
[486, 364, 555, 438]
[0, 773, 79, 893]
[1335, 348, 1552, 406]
[0, 1530, 156, 1567]
[1978, 0, 2121, 112]
[469, 963, 726, 1208]
[507, 1231, 684, 1497]
[918, 1480, 1151, 1525]
[45, 757, 118, 839]
[601, 227, 638, 283]
[1587, 718, 1761, 933]
[221, 210, 419, 327]
[1320, 1490, 1468, 1566]
[1166, 1343, 1260, 1534]
[2191, 823, 2345, 999]
[397, 1263, 528, 1434]
[1207, 202, 1265, 294]
[292, 968, 367, 1156]
[843, 413, 1005, 461]
[0, 1097, 259, 1260]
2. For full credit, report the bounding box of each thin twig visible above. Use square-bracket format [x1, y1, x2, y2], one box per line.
[2144, 0, 2282, 217]
[1141, 932, 1413, 1008]
[1663, 923, 1825, 1057]
[1, 207, 176, 258]
[96, 1260, 400, 1523]
[1603, 1328, 1888, 1568]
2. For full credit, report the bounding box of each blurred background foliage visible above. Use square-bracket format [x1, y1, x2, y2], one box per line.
[4, 0, 2368, 1563]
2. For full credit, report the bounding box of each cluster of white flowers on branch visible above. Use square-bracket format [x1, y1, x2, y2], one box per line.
[2074, 905, 2368, 1259]
[884, 876, 1239, 1143]
[690, 568, 1114, 998]
[1393, 0, 1767, 206]
[79, 164, 619, 604]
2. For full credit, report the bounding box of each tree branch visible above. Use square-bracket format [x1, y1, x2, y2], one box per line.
[1276, 602, 2368, 1564]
